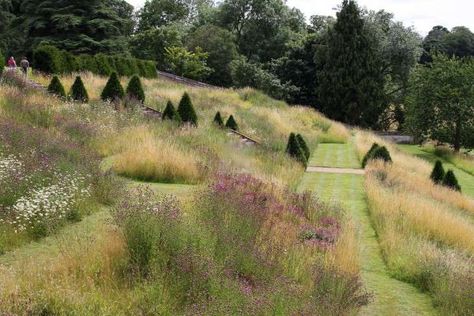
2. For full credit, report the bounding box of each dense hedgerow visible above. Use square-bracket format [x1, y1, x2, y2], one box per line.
[101, 72, 124, 102]
[430, 160, 445, 184]
[32, 45, 157, 78]
[126, 75, 145, 103]
[442, 170, 461, 191]
[362, 143, 379, 168]
[70, 76, 89, 103]
[296, 134, 310, 160]
[162, 100, 180, 121]
[286, 132, 307, 167]
[177, 92, 198, 126]
[47, 76, 66, 98]
[213, 111, 224, 127]
[225, 115, 238, 131]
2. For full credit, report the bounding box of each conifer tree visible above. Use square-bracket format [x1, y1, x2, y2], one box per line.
[69, 76, 89, 103]
[162, 100, 180, 121]
[296, 134, 310, 160]
[47, 76, 66, 98]
[430, 160, 445, 184]
[214, 111, 224, 127]
[177, 92, 198, 126]
[443, 170, 461, 191]
[362, 143, 380, 168]
[126, 75, 145, 103]
[371, 146, 392, 164]
[101, 72, 124, 102]
[286, 133, 307, 167]
[225, 115, 238, 131]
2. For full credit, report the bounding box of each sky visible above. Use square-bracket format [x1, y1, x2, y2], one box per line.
[125, 0, 474, 36]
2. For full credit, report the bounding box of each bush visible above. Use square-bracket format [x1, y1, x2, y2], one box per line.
[33, 45, 64, 73]
[162, 100, 180, 121]
[442, 170, 461, 191]
[430, 160, 445, 184]
[213, 111, 224, 127]
[177, 92, 198, 126]
[47, 76, 66, 98]
[225, 115, 238, 131]
[126, 75, 145, 103]
[286, 132, 307, 167]
[371, 146, 392, 164]
[362, 143, 380, 168]
[296, 134, 310, 160]
[101, 72, 124, 102]
[69, 76, 89, 103]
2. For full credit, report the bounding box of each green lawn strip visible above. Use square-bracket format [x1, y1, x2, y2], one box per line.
[398, 145, 474, 198]
[309, 143, 361, 169]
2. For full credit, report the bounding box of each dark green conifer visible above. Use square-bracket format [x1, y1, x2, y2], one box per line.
[225, 115, 238, 131]
[286, 133, 307, 167]
[371, 146, 392, 164]
[177, 92, 198, 126]
[442, 170, 461, 192]
[126, 75, 145, 103]
[101, 72, 124, 102]
[362, 143, 380, 168]
[296, 134, 310, 160]
[213, 111, 224, 127]
[162, 100, 180, 121]
[430, 160, 445, 184]
[69, 76, 89, 103]
[47, 76, 66, 98]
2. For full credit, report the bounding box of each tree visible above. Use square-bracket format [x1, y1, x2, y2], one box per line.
[286, 132, 307, 167]
[406, 55, 474, 151]
[420, 25, 450, 64]
[164, 46, 212, 80]
[70, 76, 89, 103]
[47, 76, 66, 98]
[317, 0, 385, 128]
[126, 75, 145, 103]
[362, 143, 380, 168]
[371, 146, 392, 164]
[137, 0, 190, 31]
[296, 134, 310, 160]
[442, 170, 461, 192]
[177, 92, 197, 125]
[430, 160, 445, 184]
[225, 115, 238, 130]
[162, 100, 180, 121]
[213, 111, 224, 126]
[101, 72, 124, 102]
[421, 26, 474, 63]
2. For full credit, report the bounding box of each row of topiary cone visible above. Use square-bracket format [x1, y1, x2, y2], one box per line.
[286, 133, 310, 167]
[161, 92, 198, 126]
[430, 160, 461, 192]
[47, 72, 145, 104]
[213, 111, 238, 131]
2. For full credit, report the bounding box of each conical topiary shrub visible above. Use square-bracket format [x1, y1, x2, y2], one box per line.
[430, 160, 445, 184]
[362, 143, 380, 168]
[126, 75, 145, 103]
[101, 72, 124, 102]
[370, 146, 392, 164]
[225, 115, 238, 131]
[442, 170, 461, 192]
[286, 132, 307, 167]
[213, 111, 224, 127]
[69, 76, 89, 103]
[296, 134, 310, 160]
[162, 100, 180, 121]
[47, 76, 66, 98]
[177, 92, 198, 126]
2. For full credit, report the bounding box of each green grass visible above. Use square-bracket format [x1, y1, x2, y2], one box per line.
[398, 145, 474, 198]
[309, 143, 361, 168]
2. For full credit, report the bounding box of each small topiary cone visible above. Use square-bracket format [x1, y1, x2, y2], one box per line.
[430, 160, 445, 184]
[47, 76, 66, 98]
[371, 146, 392, 164]
[162, 100, 179, 121]
[126, 75, 145, 103]
[177, 92, 198, 126]
[442, 170, 461, 192]
[296, 134, 310, 160]
[70, 76, 89, 103]
[214, 111, 224, 127]
[362, 143, 380, 168]
[225, 115, 238, 131]
[286, 132, 307, 167]
[101, 72, 124, 102]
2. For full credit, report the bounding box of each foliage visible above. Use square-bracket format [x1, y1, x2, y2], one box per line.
[70, 76, 89, 103]
[164, 46, 212, 80]
[177, 92, 198, 126]
[33, 45, 64, 74]
[296, 134, 310, 160]
[371, 146, 392, 164]
[362, 143, 380, 168]
[213, 111, 224, 127]
[430, 160, 445, 184]
[126, 75, 145, 104]
[101, 72, 125, 102]
[442, 170, 461, 192]
[421, 26, 474, 63]
[225, 114, 238, 131]
[47, 76, 66, 98]
[162, 100, 180, 121]
[286, 132, 307, 167]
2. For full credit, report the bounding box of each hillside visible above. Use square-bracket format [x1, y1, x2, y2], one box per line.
[0, 71, 473, 315]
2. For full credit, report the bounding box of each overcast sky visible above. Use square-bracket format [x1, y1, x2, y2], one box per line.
[126, 0, 474, 36]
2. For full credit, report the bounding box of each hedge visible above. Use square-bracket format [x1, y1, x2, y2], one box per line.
[33, 45, 157, 78]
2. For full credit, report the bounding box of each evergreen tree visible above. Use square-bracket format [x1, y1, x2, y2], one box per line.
[286, 133, 307, 167]
[317, 0, 385, 128]
[213, 111, 224, 127]
[296, 134, 310, 160]
[430, 160, 445, 184]
[442, 170, 461, 192]
[69, 76, 89, 103]
[162, 100, 180, 121]
[225, 115, 238, 131]
[177, 92, 198, 126]
[101, 72, 124, 102]
[126, 75, 145, 103]
[362, 143, 380, 168]
[371, 146, 392, 164]
[47, 76, 66, 98]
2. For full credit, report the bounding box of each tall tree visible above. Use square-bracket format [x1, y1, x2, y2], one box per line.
[317, 0, 385, 128]
[137, 0, 190, 31]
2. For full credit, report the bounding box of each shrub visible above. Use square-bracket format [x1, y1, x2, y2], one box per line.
[126, 75, 145, 103]
[430, 160, 445, 184]
[213, 111, 224, 127]
[286, 132, 307, 167]
[370, 146, 392, 164]
[362, 143, 379, 168]
[69, 76, 89, 103]
[77, 54, 98, 73]
[33, 45, 63, 73]
[95, 53, 114, 76]
[177, 92, 198, 126]
[101, 72, 124, 102]
[162, 100, 180, 121]
[225, 115, 238, 131]
[296, 134, 310, 160]
[442, 170, 461, 191]
[47, 76, 66, 98]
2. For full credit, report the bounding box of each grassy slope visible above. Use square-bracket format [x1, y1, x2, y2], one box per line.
[299, 143, 436, 315]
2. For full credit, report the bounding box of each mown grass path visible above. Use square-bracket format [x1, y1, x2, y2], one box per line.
[299, 142, 436, 315]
